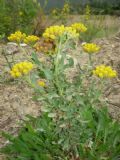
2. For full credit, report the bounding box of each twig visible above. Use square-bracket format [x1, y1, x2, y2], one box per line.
[107, 101, 120, 108]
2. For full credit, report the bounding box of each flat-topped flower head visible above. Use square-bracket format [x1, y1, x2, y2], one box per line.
[43, 25, 65, 40]
[10, 61, 33, 78]
[71, 23, 87, 33]
[43, 25, 79, 41]
[93, 65, 117, 78]
[82, 43, 100, 53]
[24, 35, 40, 45]
[8, 31, 26, 43]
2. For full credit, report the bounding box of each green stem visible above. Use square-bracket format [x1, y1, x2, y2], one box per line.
[53, 38, 63, 96]
[88, 54, 93, 69]
[2, 48, 12, 69]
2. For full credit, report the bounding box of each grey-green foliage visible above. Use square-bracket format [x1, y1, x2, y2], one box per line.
[1, 34, 120, 160]
[1, 107, 120, 160]
[1, 114, 65, 160]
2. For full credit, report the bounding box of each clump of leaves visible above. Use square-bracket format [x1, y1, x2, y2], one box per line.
[1, 108, 120, 160]
[1, 114, 65, 160]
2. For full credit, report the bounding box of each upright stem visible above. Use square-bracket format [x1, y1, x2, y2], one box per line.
[88, 54, 93, 69]
[53, 38, 64, 96]
[2, 48, 12, 69]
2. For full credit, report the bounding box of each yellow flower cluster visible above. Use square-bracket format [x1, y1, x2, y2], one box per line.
[61, 3, 70, 15]
[24, 35, 40, 45]
[43, 25, 65, 40]
[43, 25, 79, 40]
[85, 5, 91, 20]
[10, 61, 33, 78]
[8, 31, 26, 43]
[71, 23, 87, 33]
[93, 65, 117, 78]
[38, 80, 46, 87]
[82, 43, 100, 53]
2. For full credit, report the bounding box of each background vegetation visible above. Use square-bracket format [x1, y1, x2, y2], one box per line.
[0, 0, 120, 38]
[39, 0, 120, 15]
[0, 0, 39, 36]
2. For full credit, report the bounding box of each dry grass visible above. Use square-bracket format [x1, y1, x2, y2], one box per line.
[68, 15, 120, 39]
[37, 15, 120, 40]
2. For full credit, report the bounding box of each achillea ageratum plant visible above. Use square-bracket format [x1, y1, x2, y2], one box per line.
[1, 23, 120, 160]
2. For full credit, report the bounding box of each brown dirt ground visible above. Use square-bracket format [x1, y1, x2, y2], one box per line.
[0, 33, 120, 159]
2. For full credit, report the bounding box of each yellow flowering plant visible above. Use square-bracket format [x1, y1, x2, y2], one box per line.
[2, 23, 120, 160]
